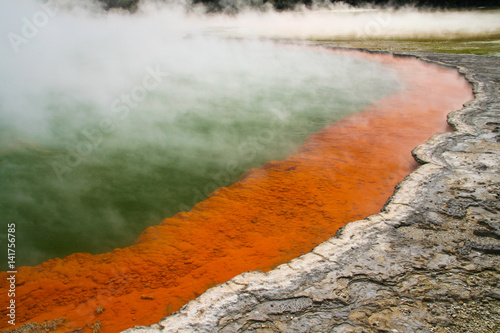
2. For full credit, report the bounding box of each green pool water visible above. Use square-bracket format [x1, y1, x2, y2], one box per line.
[0, 37, 400, 267]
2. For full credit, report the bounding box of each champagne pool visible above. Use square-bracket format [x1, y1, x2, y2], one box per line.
[0, 39, 398, 267]
[0, 50, 473, 333]
[0, 2, 475, 332]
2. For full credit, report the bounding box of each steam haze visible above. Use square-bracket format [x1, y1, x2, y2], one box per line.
[0, 0, 497, 267]
[201, 6, 500, 40]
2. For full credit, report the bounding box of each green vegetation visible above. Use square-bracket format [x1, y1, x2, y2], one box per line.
[100, 0, 500, 11]
[313, 37, 500, 57]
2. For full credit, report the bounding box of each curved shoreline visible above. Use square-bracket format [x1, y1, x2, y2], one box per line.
[125, 52, 500, 332]
[0, 50, 479, 333]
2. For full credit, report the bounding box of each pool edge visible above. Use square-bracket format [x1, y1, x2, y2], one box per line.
[124, 51, 500, 332]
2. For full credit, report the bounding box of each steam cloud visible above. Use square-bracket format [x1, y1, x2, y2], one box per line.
[0, 0, 497, 267]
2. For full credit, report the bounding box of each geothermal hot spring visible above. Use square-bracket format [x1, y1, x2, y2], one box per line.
[0, 3, 402, 267]
[0, 1, 494, 332]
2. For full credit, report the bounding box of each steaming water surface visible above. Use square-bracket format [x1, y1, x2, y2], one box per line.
[0, 1, 400, 267]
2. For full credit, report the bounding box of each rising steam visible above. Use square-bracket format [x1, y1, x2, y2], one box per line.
[0, 0, 497, 267]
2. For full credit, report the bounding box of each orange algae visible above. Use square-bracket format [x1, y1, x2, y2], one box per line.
[0, 51, 472, 332]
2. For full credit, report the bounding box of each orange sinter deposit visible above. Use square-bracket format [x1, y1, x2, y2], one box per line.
[0, 51, 472, 332]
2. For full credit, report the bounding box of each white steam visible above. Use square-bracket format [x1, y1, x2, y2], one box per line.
[200, 6, 500, 40]
[0, 0, 403, 266]
[1, 0, 497, 267]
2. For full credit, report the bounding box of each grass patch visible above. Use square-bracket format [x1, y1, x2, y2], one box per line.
[312, 38, 500, 57]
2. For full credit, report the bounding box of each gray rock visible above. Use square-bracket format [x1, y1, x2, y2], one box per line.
[124, 52, 500, 333]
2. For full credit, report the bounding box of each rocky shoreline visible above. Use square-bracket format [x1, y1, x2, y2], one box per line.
[124, 52, 500, 333]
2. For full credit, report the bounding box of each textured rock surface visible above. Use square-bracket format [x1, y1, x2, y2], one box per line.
[124, 53, 500, 333]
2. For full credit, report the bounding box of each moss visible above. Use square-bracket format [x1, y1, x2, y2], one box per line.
[310, 38, 500, 57]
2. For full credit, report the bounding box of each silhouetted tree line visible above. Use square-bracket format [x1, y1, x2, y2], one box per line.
[341, 0, 498, 10]
[100, 0, 499, 11]
[248, 0, 499, 10]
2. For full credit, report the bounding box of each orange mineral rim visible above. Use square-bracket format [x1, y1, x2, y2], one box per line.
[0, 49, 473, 332]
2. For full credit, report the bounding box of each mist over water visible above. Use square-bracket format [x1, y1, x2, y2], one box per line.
[6, 0, 493, 267]
[202, 7, 500, 40]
